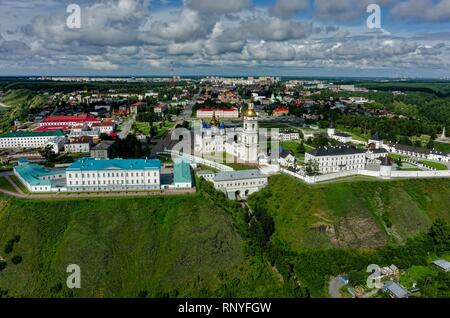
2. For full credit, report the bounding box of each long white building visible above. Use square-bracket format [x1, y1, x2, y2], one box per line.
[305, 146, 367, 173]
[212, 169, 268, 200]
[0, 130, 65, 150]
[66, 158, 161, 192]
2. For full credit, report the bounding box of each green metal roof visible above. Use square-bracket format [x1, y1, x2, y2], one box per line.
[0, 130, 65, 138]
[67, 157, 161, 171]
[173, 160, 192, 184]
[14, 164, 65, 186]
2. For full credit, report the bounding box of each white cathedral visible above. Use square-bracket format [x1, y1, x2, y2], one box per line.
[194, 103, 260, 163]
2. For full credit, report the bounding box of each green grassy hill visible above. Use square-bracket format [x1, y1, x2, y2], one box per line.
[249, 175, 450, 252]
[247, 175, 450, 297]
[1, 176, 449, 298]
[0, 192, 286, 298]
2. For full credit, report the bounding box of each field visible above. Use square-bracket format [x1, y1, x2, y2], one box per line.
[419, 160, 448, 170]
[434, 142, 450, 153]
[0, 177, 16, 193]
[0, 193, 286, 298]
[248, 174, 450, 251]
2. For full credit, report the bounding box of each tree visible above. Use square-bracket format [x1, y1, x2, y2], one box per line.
[39, 145, 58, 163]
[297, 141, 306, 154]
[428, 219, 450, 252]
[395, 157, 403, 168]
[0, 260, 6, 271]
[4, 239, 14, 254]
[11, 255, 22, 265]
[305, 160, 320, 176]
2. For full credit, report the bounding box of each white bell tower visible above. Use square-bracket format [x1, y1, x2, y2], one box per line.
[242, 102, 259, 163]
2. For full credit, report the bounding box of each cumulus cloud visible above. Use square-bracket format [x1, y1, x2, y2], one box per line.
[270, 0, 310, 18]
[82, 56, 120, 70]
[314, 0, 394, 22]
[0, 0, 448, 76]
[391, 0, 450, 22]
[184, 0, 250, 14]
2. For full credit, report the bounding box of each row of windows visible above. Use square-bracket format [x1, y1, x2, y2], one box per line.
[310, 155, 365, 161]
[0, 137, 50, 141]
[318, 160, 364, 165]
[321, 165, 364, 172]
[217, 180, 266, 187]
[68, 171, 158, 178]
[69, 179, 158, 186]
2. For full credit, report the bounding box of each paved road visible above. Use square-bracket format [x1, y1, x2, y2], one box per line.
[119, 118, 135, 139]
[150, 89, 201, 156]
[328, 277, 347, 298]
[0, 183, 196, 200]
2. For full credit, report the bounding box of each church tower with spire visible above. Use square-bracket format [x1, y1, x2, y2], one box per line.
[242, 102, 259, 163]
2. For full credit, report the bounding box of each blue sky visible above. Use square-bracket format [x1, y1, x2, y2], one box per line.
[0, 0, 449, 78]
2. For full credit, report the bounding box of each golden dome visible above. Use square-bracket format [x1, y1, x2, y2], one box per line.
[210, 112, 219, 126]
[244, 108, 257, 117]
[243, 103, 257, 117]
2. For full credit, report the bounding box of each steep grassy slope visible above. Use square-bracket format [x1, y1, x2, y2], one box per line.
[249, 175, 450, 252]
[0, 193, 285, 298]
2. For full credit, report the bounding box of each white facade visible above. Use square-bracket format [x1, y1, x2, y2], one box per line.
[328, 127, 352, 143]
[274, 132, 300, 141]
[45, 136, 67, 154]
[65, 142, 91, 153]
[213, 170, 268, 200]
[66, 169, 160, 191]
[332, 133, 352, 144]
[305, 147, 366, 173]
[195, 103, 260, 164]
[197, 108, 239, 120]
[66, 158, 161, 192]
[0, 132, 65, 150]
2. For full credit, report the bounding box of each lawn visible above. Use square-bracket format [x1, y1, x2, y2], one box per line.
[134, 122, 151, 135]
[419, 160, 448, 170]
[9, 175, 29, 193]
[399, 265, 437, 290]
[336, 126, 368, 142]
[280, 141, 304, 159]
[434, 142, 450, 153]
[0, 176, 17, 193]
[388, 153, 408, 161]
[155, 122, 175, 139]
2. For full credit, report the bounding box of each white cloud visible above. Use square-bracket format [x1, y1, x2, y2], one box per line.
[270, 0, 310, 18]
[391, 0, 450, 22]
[184, 0, 250, 14]
[82, 56, 120, 70]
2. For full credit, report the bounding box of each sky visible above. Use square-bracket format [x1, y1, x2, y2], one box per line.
[0, 0, 449, 78]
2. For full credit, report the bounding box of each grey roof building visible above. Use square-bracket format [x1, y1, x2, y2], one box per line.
[308, 146, 366, 157]
[90, 140, 116, 159]
[213, 169, 268, 200]
[384, 281, 409, 298]
[432, 260, 450, 272]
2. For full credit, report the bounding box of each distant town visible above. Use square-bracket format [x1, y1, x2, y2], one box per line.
[0, 76, 449, 200]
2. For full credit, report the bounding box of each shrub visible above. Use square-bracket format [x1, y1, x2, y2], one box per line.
[0, 288, 8, 298]
[0, 260, 6, 271]
[4, 240, 14, 254]
[11, 255, 22, 265]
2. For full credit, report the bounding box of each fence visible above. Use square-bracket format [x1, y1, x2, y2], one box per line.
[281, 168, 450, 184]
[161, 149, 234, 172]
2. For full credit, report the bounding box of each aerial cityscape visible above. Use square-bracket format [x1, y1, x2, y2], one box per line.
[0, 0, 449, 311]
